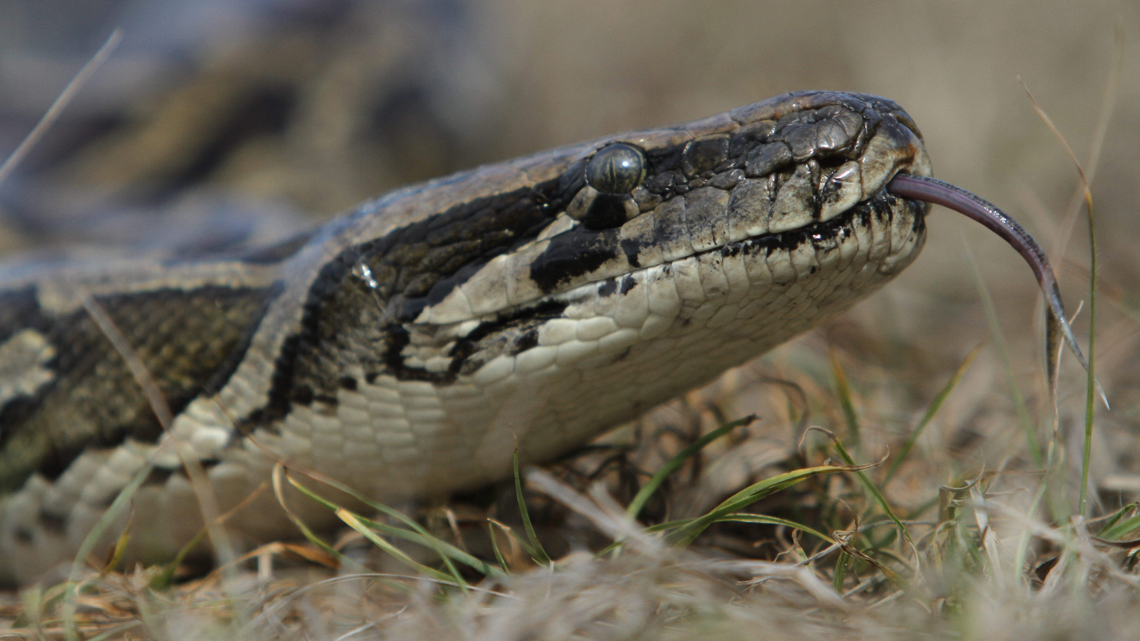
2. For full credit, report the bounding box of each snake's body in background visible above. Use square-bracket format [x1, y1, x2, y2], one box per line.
[0, 91, 931, 584]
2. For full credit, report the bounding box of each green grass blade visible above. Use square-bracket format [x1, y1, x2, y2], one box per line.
[831, 352, 861, 448]
[1095, 503, 1135, 536]
[342, 511, 502, 579]
[1078, 194, 1099, 516]
[1098, 511, 1140, 542]
[833, 551, 852, 593]
[885, 344, 982, 483]
[61, 457, 155, 641]
[488, 522, 512, 574]
[337, 509, 465, 587]
[831, 439, 914, 549]
[716, 513, 834, 544]
[282, 470, 505, 578]
[286, 471, 451, 548]
[626, 415, 755, 520]
[672, 464, 849, 547]
[273, 467, 371, 574]
[151, 529, 208, 589]
[514, 450, 551, 565]
[963, 239, 1042, 467]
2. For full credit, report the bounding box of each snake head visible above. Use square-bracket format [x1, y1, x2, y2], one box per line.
[409, 91, 934, 327]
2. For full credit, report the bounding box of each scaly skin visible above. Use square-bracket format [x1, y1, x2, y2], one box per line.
[0, 91, 930, 583]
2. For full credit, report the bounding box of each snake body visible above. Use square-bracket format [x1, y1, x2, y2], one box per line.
[0, 91, 931, 583]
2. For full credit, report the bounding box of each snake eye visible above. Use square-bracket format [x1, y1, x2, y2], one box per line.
[585, 143, 646, 195]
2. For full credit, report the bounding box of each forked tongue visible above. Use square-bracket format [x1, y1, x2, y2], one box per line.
[886, 174, 1105, 407]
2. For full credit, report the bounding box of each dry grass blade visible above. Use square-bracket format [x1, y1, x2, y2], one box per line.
[150, 482, 270, 589]
[78, 296, 235, 557]
[37, 293, 238, 638]
[703, 559, 848, 609]
[1019, 39, 1120, 514]
[0, 30, 122, 188]
[527, 469, 663, 555]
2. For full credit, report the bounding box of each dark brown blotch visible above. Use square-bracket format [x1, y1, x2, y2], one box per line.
[681, 135, 730, 177]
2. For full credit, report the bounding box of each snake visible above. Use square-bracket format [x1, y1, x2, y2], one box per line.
[0, 91, 1081, 584]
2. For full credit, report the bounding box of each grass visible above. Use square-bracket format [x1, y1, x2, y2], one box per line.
[4, 280, 1138, 640]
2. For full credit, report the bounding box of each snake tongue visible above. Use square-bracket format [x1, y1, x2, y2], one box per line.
[886, 173, 1106, 407]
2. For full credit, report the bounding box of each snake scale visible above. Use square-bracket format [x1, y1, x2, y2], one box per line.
[0, 90, 1074, 585]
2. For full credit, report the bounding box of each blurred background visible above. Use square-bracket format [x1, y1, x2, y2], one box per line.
[0, 0, 1138, 498]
